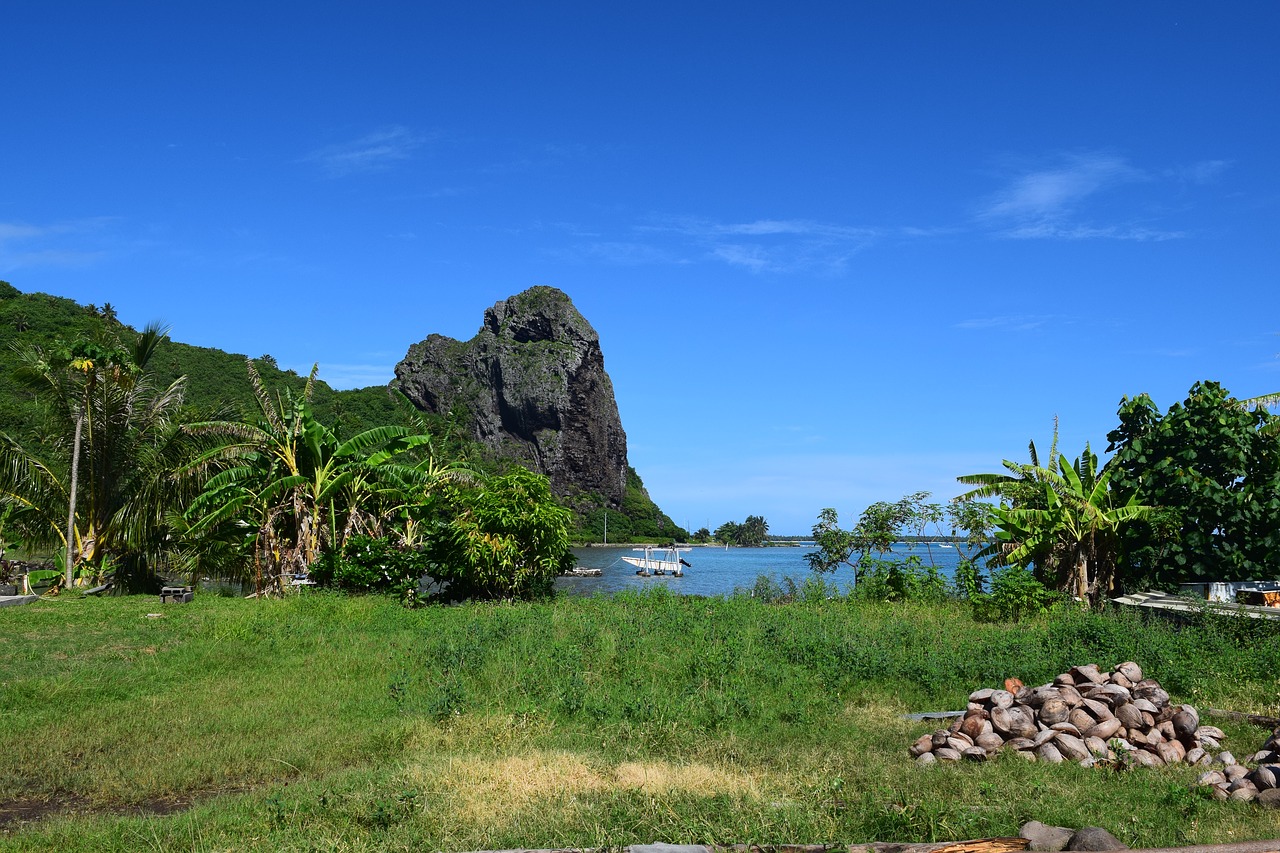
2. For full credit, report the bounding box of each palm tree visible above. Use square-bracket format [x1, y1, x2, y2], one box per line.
[0, 324, 191, 585]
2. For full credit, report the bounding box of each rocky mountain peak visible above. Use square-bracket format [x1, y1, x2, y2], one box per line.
[392, 286, 629, 510]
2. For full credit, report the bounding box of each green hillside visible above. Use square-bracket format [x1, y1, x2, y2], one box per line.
[0, 281, 677, 541]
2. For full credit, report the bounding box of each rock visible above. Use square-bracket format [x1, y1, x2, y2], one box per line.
[909, 734, 934, 756]
[1069, 709, 1096, 732]
[1115, 703, 1144, 729]
[1081, 698, 1114, 721]
[992, 705, 1038, 739]
[1084, 718, 1122, 741]
[1055, 733, 1091, 761]
[392, 287, 633, 514]
[1252, 765, 1278, 790]
[1172, 709, 1198, 740]
[1040, 698, 1071, 725]
[1133, 748, 1165, 767]
[960, 713, 987, 739]
[1033, 728, 1058, 747]
[1084, 736, 1111, 757]
[1066, 827, 1127, 851]
[989, 689, 1015, 709]
[1071, 664, 1107, 685]
[1133, 681, 1169, 709]
[1197, 770, 1227, 786]
[1197, 724, 1226, 741]
[1157, 740, 1186, 765]
[1021, 819, 1075, 851]
[1115, 661, 1143, 683]
[976, 732, 1006, 752]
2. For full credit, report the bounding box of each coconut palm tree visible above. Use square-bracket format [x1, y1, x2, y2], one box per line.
[0, 324, 191, 585]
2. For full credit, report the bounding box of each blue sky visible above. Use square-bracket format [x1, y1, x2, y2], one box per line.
[2, 3, 1277, 533]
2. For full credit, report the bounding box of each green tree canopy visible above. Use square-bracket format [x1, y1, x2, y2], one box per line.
[1106, 380, 1280, 589]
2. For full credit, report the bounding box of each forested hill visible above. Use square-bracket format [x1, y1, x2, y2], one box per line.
[0, 281, 421, 446]
[0, 281, 680, 541]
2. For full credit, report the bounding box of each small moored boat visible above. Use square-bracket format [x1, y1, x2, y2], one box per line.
[622, 546, 692, 577]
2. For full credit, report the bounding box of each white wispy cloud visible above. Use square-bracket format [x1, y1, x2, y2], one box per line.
[0, 218, 118, 272]
[954, 315, 1058, 332]
[974, 152, 1204, 242]
[303, 126, 425, 177]
[978, 153, 1144, 221]
[549, 241, 688, 266]
[1171, 159, 1231, 185]
[1003, 223, 1186, 241]
[645, 216, 881, 274]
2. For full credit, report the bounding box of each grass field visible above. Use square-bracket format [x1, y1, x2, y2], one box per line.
[1, 588, 1279, 851]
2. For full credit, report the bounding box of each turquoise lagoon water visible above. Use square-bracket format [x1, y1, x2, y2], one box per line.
[556, 542, 977, 598]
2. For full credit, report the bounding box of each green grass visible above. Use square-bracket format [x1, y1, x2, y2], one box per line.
[1, 590, 1279, 850]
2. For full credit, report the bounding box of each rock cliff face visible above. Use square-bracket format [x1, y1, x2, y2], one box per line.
[392, 287, 629, 509]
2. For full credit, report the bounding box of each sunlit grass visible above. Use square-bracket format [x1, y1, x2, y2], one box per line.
[2, 589, 1279, 850]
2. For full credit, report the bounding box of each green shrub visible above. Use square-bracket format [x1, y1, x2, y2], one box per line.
[852, 556, 949, 604]
[314, 535, 430, 602]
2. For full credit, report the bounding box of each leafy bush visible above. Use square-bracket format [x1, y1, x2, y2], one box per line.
[971, 563, 1061, 621]
[314, 535, 431, 602]
[853, 556, 949, 604]
[424, 467, 575, 602]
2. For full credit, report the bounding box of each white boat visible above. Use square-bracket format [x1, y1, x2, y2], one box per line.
[622, 546, 692, 577]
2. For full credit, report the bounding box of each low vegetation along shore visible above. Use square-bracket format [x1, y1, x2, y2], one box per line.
[3, 589, 1279, 850]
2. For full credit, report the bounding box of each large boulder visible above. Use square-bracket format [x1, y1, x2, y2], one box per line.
[393, 287, 630, 510]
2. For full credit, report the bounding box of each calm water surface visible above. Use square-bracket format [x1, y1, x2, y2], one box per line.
[556, 543, 974, 598]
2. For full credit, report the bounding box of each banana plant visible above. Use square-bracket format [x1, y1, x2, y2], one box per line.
[183, 359, 466, 594]
[991, 445, 1152, 606]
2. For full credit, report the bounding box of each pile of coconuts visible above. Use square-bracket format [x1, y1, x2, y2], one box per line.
[1194, 725, 1280, 802]
[909, 661, 1228, 768]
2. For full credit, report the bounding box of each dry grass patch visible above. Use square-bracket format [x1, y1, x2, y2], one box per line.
[407, 750, 765, 824]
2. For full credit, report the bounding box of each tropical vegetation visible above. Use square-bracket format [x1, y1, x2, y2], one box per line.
[954, 382, 1279, 602]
